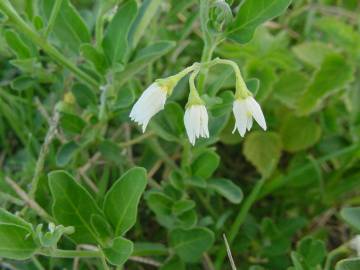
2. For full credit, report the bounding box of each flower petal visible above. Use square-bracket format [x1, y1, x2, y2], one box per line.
[246, 96, 267, 130]
[233, 100, 248, 137]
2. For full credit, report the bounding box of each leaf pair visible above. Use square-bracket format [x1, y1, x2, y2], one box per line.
[49, 167, 147, 265]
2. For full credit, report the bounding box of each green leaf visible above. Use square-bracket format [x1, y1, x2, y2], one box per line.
[90, 214, 113, 241]
[56, 141, 79, 167]
[191, 150, 220, 179]
[316, 17, 360, 56]
[292, 42, 335, 68]
[0, 224, 38, 260]
[4, 30, 31, 59]
[297, 54, 354, 115]
[151, 102, 185, 142]
[103, 236, 133, 266]
[129, 0, 162, 48]
[60, 113, 86, 135]
[41, 0, 90, 53]
[172, 200, 196, 216]
[71, 83, 97, 108]
[145, 191, 176, 228]
[102, 0, 138, 65]
[169, 227, 214, 263]
[11, 75, 36, 91]
[0, 208, 33, 232]
[115, 41, 176, 87]
[80, 44, 108, 75]
[48, 171, 104, 244]
[103, 167, 147, 236]
[208, 178, 243, 204]
[340, 207, 360, 231]
[273, 71, 308, 108]
[280, 116, 321, 152]
[246, 61, 276, 101]
[114, 87, 135, 109]
[160, 255, 185, 270]
[228, 0, 292, 43]
[99, 140, 122, 164]
[336, 258, 360, 270]
[243, 131, 282, 176]
[297, 237, 326, 267]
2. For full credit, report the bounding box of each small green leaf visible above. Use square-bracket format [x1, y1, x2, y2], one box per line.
[169, 227, 214, 263]
[49, 171, 104, 244]
[297, 237, 326, 267]
[41, 0, 90, 53]
[56, 141, 79, 167]
[151, 102, 185, 142]
[243, 132, 282, 176]
[80, 44, 108, 74]
[208, 178, 243, 204]
[129, 0, 162, 48]
[103, 167, 147, 236]
[102, 0, 138, 65]
[11, 75, 36, 91]
[280, 116, 321, 152]
[71, 83, 97, 108]
[60, 113, 86, 135]
[273, 71, 308, 108]
[4, 30, 31, 58]
[172, 200, 196, 216]
[340, 207, 360, 231]
[228, 0, 292, 43]
[0, 224, 38, 260]
[99, 140, 122, 164]
[297, 54, 354, 115]
[191, 150, 220, 179]
[103, 236, 133, 266]
[0, 208, 33, 232]
[292, 42, 335, 68]
[336, 258, 360, 270]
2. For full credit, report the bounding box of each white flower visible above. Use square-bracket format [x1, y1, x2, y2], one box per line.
[129, 83, 168, 132]
[350, 235, 360, 256]
[184, 105, 209, 145]
[232, 96, 266, 136]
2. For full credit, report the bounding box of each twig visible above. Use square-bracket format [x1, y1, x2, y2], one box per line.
[79, 171, 99, 193]
[29, 107, 60, 199]
[223, 234, 237, 270]
[203, 253, 216, 270]
[129, 256, 162, 268]
[35, 98, 65, 143]
[5, 177, 54, 222]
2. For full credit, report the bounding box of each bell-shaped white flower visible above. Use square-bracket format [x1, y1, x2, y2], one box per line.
[232, 95, 266, 137]
[184, 104, 209, 145]
[129, 82, 168, 132]
[350, 235, 360, 256]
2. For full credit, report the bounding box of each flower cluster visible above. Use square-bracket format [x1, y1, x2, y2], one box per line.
[130, 60, 267, 145]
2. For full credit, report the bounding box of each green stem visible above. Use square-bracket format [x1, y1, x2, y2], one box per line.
[215, 176, 267, 270]
[324, 245, 350, 270]
[0, 0, 99, 89]
[197, 44, 215, 94]
[38, 248, 102, 258]
[44, 0, 63, 38]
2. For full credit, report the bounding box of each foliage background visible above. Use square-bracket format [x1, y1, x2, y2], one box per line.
[0, 0, 359, 269]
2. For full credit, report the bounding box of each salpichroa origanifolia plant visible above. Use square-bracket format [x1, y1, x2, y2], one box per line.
[0, 0, 359, 269]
